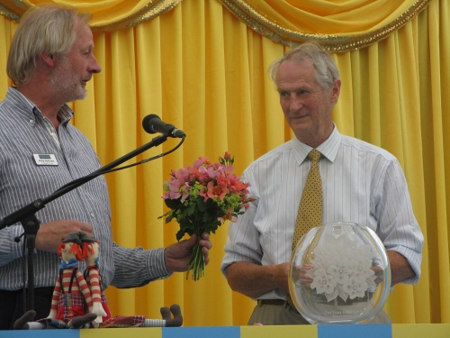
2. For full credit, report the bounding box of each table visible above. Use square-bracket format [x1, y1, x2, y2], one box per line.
[1, 324, 449, 338]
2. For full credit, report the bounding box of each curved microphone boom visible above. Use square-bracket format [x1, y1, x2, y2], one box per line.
[142, 114, 186, 138]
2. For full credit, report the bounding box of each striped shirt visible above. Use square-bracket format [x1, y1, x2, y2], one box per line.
[0, 87, 170, 291]
[221, 126, 424, 300]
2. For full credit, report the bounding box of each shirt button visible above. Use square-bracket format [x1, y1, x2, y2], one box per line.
[91, 213, 95, 218]
[29, 119, 35, 125]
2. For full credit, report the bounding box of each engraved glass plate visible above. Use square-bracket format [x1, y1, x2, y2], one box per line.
[288, 222, 391, 324]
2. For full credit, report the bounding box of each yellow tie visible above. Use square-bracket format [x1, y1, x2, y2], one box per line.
[287, 149, 323, 309]
[292, 149, 323, 250]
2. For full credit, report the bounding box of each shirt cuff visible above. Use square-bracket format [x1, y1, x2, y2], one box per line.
[146, 247, 173, 281]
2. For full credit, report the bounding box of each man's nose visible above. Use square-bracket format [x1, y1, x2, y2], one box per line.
[89, 55, 101, 74]
[289, 96, 303, 111]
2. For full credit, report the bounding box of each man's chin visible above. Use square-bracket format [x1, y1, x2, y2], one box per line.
[291, 123, 311, 136]
[68, 89, 87, 102]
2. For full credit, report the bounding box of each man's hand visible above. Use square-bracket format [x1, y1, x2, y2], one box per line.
[164, 233, 212, 272]
[35, 220, 93, 253]
[291, 264, 313, 286]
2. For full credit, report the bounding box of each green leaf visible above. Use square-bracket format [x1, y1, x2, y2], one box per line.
[165, 198, 182, 210]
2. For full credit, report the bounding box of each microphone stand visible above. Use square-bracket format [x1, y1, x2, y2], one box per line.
[0, 133, 170, 312]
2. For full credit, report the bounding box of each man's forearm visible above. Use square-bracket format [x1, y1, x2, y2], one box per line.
[225, 261, 289, 299]
[387, 250, 415, 285]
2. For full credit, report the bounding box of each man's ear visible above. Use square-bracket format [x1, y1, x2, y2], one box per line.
[330, 78, 341, 103]
[42, 52, 55, 67]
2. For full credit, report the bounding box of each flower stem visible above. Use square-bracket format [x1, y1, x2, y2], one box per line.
[186, 242, 205, 281]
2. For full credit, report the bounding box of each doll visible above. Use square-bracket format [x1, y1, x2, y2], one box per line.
[78, 232, 183, 328]
[15, 232, 183, 329]
[14, 233, 97, 329]
[78, 232, 110, 324]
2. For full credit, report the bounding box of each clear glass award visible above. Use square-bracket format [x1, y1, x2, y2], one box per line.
[288, 222, 391, 324]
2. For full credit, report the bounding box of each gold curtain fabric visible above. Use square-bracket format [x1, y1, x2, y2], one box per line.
[0, 0, 182, 31]
[0, 0, 449, 326]
[218, 0, 432, 51]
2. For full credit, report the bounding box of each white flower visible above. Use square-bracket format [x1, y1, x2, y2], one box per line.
[342, 275, 369, 299]
[351, 266, 374, 282]
[310, 269, 337, 296]
[326, 263, 349, 285]
[347, 255, 372, 274]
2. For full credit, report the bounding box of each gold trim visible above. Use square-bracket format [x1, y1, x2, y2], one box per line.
[0, 0, 181, 32]
[219, 0, 432, 52]
[90, 0, 182, 32]
[0, 0, 28, 22]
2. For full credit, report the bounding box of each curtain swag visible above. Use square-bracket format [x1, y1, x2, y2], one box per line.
[0, 0, 432, 48]
[0, 0, 182, 31]
[218, 0, 433, 52]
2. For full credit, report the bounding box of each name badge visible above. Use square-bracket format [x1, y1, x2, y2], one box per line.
[33, 154, 58, 166]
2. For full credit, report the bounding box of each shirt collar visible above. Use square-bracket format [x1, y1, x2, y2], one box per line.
[292, 124, 342, 165]
[6, 87, 74, 125]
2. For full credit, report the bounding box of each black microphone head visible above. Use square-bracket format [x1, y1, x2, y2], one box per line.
[142, 114, 185, 138]
[142, 114, 161, 134]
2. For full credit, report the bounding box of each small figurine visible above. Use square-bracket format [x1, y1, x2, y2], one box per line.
[14, 231, 183, 330]
[79, 232, 110, 325]
[15, 233, 97, 329]
[79, 232, 182, 328]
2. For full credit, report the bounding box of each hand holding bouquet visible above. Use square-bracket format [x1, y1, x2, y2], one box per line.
[160, 152, 253, 280]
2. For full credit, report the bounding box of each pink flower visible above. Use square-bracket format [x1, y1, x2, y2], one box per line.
[206, 180, 229, 201]
[174, 167, 189, 181]
[199, 165, 219, 180]
[193, 156, 210, 169]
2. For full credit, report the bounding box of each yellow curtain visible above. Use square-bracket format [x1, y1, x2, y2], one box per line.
[0, 0, 449, 326]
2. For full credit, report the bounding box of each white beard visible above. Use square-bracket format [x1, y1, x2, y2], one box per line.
[50, 56, 87, 103]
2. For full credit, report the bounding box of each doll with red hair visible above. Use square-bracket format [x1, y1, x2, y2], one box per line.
[14, 232, 182, 329]
[79, 232, 183, 328]
[14, 233, 97, 329]
[79, 232, 110, 324]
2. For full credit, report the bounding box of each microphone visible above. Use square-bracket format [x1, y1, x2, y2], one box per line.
[142, 114, 186, 138]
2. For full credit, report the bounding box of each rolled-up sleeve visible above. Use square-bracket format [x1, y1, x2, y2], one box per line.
[375, 159, 424, 284]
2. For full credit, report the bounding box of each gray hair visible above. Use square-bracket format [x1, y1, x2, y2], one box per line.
[7, 4, 91, 86]
[269, 42, 340, 90]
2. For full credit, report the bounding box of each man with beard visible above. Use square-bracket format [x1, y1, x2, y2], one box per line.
[0, 4, 212, 330]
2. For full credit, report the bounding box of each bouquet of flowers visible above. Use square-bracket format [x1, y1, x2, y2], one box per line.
[160, 152, 253, 280]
